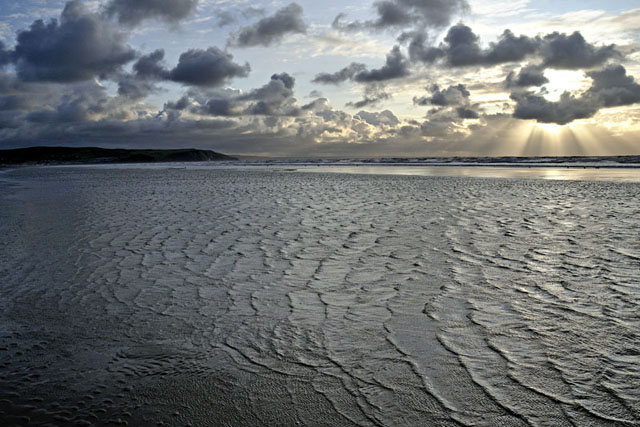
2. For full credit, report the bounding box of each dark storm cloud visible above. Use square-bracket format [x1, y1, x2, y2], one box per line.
[314, 47, 409, 85]
[409, 25, 617, 70]
[407, 32, 446, 63]
[25, 83, 112, 124]
[411, 24, 537, 67]
[413, 84, 470, 106]
[0, 42, 11, 67]
[353, 46, 410, 82]
[125, 47, 249, 88]
[511, 92, 598, 125]
[483, 30, 539, 65]
[228, 3, 306, 47]
[539, 32, 619, 70]
[164, 95, 191, 112]
[586, 65, 640, 107]
[12, 1, 135, 82]
[105, 0, 199, 26]
[456, 107, 479, 119]
[116, 75, 156, 100]
[133, 49, 170, 80]
[505, 65, 548, 88]
[333, 0, 468, 32]
[312, 63, 367, 84]
[510, 65, 640, 125]
[0, 95, 35, 111]
[169, 47, 250, 87]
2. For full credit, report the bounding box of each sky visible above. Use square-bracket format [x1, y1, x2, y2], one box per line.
[0, 0, 639, 157]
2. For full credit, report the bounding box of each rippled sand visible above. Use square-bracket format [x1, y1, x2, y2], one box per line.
[1, 166, 639, 426]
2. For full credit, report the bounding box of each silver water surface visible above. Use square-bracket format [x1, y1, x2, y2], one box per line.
[0, 167, 639, 426]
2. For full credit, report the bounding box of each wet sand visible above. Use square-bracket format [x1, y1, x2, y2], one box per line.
[1, 166, 639, 426]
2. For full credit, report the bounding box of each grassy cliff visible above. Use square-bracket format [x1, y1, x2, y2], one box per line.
[0, 146, 236, 165]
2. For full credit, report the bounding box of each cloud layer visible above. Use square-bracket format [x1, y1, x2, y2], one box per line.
[0, 0, 639, 156]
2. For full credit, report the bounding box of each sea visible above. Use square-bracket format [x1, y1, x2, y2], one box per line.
[1, 162, 639, 426]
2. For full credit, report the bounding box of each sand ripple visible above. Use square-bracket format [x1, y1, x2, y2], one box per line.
[1, 167, 639, 426]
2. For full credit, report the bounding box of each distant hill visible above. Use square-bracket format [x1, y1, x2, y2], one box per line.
[0, 146, 236, 165]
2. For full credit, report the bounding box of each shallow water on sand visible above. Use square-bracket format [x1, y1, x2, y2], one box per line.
[1, 166, 639, 426]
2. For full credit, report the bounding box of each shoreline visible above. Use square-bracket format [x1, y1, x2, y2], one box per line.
[4, 162, 640, 183]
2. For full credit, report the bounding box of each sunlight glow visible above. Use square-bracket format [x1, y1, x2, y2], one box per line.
[478, 119, 614, 157]
[543, 70, 590, 101]
[535, 122, 565, 135]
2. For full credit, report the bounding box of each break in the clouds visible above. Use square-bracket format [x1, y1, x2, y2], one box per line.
[228, 3, 306, 48]
[512, 65, 640, 125]
[104, 0, 199, 27]
[0, 0, 639, 156]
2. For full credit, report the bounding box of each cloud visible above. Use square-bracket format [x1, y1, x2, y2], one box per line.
[333, 0, 468, 32]
[313, 46, 409, 85]
[505, 65, 548, 88]
[511, 91, 598, 125]
[456, 107, 479, 119]
[356, 110, 400, 126]
[12, 1, 135, 82]
[353, 46, 410, 82]
[414, 83, 481, 120]
[312, 63, 367, 84]
[133, 49, 170, 80]
[168, 73, 301, 117]
[105, 0, 199, 27]
[169, 47, 250, 87]
[414, 84, 470, 106]
[0, 41, 11, 67]
[125, 47, 249, 88]
[510, 65, 640, 125]
[483, 30, 540, 65]
[214, 10, 236, 28]
[0, 95, 36, 111]
[411, 24, 537, 67]
[409, 25, 617, 70]
[408, 32, 446, 63]
[239, 73, 299, 115]
[586, 65, 640, 108]
[116, 75, 156, 100]
[228, 3, 306, 48]
[539, 32, 619, 70]
[346, 84, 391, 108]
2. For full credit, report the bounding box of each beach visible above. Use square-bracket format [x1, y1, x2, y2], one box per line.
[1, 165, 639, 426]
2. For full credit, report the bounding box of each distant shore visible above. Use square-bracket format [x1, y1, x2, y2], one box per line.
[0, 146, 236, 166]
